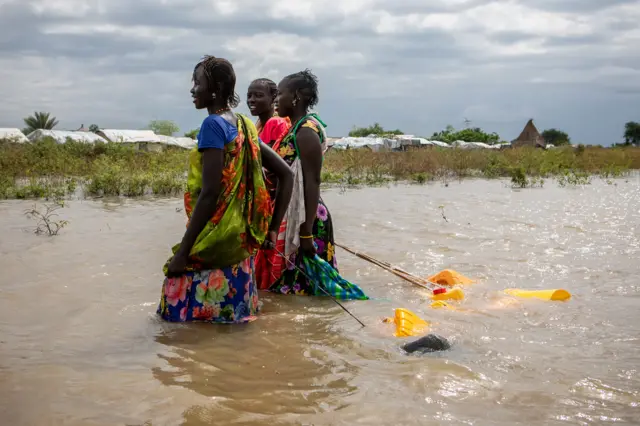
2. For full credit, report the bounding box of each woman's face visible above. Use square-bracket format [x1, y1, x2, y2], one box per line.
[246, 82, 273, 117]
[275, 79, 294, 118]
[190, 65, 212, 110]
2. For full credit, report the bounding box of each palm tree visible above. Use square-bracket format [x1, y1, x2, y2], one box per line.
[22, 111, 59, 135]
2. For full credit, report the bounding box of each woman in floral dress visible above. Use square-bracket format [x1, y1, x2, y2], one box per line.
[268, 70, 339, 296]
[157, 56, 293, 323]
[247, 77, 292, 290]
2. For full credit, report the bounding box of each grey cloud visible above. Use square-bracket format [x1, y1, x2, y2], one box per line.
[369, 0, 488, 15]
[522, 0, 639, 12]
[102, 2, 325, 37]
[541, 34, 609, 47]
[0, 0, 638, 145]
[487, 31, 539, 45]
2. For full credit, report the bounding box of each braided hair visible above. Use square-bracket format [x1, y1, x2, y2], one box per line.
[250, 78, 278, 103]
[195, 55, 240, 108]
[284, 69, 319, 109]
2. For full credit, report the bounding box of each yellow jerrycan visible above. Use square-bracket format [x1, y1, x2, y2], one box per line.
[384, 308, 430, 337]
[430, 287, 465, 301]
[428, 270, 475, 286]
[504, 288, 571, 301]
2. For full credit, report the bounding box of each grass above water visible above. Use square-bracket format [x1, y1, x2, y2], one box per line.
[1, 137, 639, 199]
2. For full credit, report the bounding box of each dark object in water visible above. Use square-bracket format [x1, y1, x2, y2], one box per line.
[402, 334, 451, 354]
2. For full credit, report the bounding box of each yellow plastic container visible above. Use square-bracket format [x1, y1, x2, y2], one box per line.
[427, 269, 475, 286]
[388, 308, 430, 337]
[430, 300, 454, 310]
[430, 288, 465, 301]
[504, 288, 571, 301]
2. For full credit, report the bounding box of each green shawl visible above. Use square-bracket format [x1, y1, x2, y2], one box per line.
[163, 113, 272, 275]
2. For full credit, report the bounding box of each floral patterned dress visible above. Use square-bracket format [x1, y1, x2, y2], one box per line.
[269, 116, 339, 296]
[157, 114, 269, 323]
[254, 116, 291, 290]
[158, 258, 260, 323]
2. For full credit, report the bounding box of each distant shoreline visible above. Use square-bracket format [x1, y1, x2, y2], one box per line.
[1, 137, 639, 199]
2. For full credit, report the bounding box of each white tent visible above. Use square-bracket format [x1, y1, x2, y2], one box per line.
[393, 135, 451, 149]
[156, 135, 197, 149]
[172, 137, 197, 149]
[0, 128, 29, 143]
[331, 137, 396, 152]
[27, 129, 108, 144]
[451, 140, 491, 149]
[428, 140, 451, 148]
[469, 142, 493, 149]
[96, 129, 163, 143]
[96, 129, 166, 151]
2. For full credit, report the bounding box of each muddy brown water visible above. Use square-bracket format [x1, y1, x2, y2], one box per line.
[1, 178, 639, 425]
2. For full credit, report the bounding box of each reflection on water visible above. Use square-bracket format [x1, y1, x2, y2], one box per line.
[1, 178, 639, 425]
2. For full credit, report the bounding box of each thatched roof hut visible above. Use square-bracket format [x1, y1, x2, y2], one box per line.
[512, 119, 545, 148]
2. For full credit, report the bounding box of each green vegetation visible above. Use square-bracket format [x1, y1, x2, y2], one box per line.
[542, 128, 571, 146]
[89, 124, 100, 133]
[147, 119, 179, 136]
[0, 137, 185, 199]
[623, 121, 640, 146]
[24, 201, 68, 236]
[321, 145, 639, 187]
[184, 128, 199, 139]
[1, 136, 639, 200]
[430, 125, 502, 145]
[349, 123, 404, 137]
[22, 111, 58, 134]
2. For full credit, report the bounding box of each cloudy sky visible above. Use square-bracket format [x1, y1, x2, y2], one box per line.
[1, 0, 639, 144]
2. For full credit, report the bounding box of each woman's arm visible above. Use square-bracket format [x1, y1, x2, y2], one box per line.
[260, 142, 293, 231]
[175, 149, 224, 258]
[296, 127, 322, 237]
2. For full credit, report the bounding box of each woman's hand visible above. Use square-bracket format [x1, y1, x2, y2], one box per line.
[262, 230, 278, 249]
[167, 251, 189, 277]
[299, 236, 316, 257]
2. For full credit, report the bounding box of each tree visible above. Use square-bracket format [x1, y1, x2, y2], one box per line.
[541, 128, 571, 146]
[431, 125, 501, 144]
[623, 121, 640, 146]
[22, 111, 59, 134]
[348, 122, 403, 137]
[184, 128, 199, 139]
[148, 120, 179, 136]
[89, 124, 100, 133]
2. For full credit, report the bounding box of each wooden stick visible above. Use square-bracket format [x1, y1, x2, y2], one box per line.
[335, 243, 437, 290]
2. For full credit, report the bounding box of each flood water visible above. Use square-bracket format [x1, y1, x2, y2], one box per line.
[1, 178, 639, 425]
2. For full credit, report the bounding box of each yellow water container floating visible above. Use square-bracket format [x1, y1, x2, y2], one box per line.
[427, 269, 475, 286]
[504, 288, 571, 301]
[430, 300, 454, 310]
[430, 287, 465, 301]
[388, 308, 430, 337]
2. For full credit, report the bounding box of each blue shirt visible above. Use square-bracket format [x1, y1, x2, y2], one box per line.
[197, 114, 238, 151]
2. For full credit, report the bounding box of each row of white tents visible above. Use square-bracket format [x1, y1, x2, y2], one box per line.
[0, 128, 197, 150]
[328, 135, 513, 151]
[2, 128, 554, 152]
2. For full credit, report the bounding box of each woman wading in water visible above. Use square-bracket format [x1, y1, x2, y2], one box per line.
[247, 78, 292, 290]
[247, 78, 291, 148]
[268, 70, 343, 296]
[157, 56, 293, 323]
